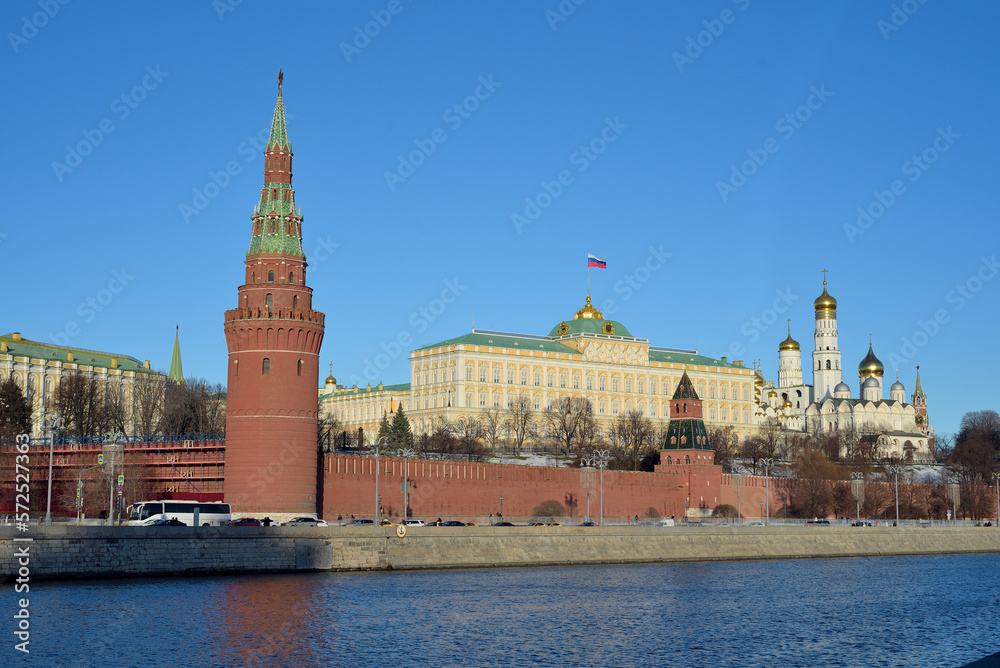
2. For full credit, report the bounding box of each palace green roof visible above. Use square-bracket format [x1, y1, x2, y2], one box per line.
[547, 318, 634, 338]
[417, 332, 579, 355]
[0, 333, 157, 374]
[648, 349, 739, 368]
[321, 382, 411, 401]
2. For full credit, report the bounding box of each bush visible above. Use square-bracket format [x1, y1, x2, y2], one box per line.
[644, 506, 661, 518]
[711, 504, 738, 519]
[531, 500, 566, 517]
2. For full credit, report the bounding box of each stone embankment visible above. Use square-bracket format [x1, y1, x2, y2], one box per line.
[3, 525, 999, 581]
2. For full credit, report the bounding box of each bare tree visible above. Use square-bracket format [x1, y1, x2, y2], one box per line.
[130, 374, 164, 437]
[545, 396, 592, 455]
[614, 410, 654, 470]
[708, 425, 739, 473]
[55, 373, 108, 438]
[506, 393, 533, 456]
[481, 407, 503, 455]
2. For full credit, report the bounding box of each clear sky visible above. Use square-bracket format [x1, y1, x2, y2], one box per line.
[5, 1, 998, 437]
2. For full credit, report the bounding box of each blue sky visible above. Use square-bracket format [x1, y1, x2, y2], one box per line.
[4, 1, 997, 436]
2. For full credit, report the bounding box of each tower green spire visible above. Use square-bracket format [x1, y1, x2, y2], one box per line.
[268, 69, 290, 151]
[168, 325, 183, 382]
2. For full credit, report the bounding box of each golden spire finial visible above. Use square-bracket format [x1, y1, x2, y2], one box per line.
[278, 69, 283, 93]
[821, 268, 828, 285]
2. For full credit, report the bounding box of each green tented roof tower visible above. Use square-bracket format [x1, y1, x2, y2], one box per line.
[168, 326, 183, 382]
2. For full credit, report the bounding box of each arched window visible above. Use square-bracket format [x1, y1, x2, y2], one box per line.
[293, 295, 298, 308]
[262, 358, 270, 375]
[667, 456, 672, 465]
[624, 378, 631, 393]
[297, 359, 303, 376]
[289, 271, 294, 284]
[685, 455, 690, 464]
[826, 360, 831, 370]
[268, 270, 274, 282]
[709, 385, 716, 398]
[266, 294, 273, 316]
[234, 359, 238, 376]
[251, 272, 255, 283]
[612, 377, 619, 392]
[818, 361, 822, 370]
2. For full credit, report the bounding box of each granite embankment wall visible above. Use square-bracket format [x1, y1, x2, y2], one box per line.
[3, 525, 1000, 581]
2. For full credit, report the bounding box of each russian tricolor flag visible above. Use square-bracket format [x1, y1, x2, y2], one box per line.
[587, 253, 607, 269]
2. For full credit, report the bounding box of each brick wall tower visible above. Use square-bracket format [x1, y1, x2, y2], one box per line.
[223, 72, 325, 517]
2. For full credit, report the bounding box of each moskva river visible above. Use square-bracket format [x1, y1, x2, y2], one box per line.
[9, 554, 1000, 667]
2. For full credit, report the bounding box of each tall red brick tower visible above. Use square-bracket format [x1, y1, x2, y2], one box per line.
[223, 71, 325, 517]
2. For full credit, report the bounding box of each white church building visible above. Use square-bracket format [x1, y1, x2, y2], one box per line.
[756, 276, 933, 462]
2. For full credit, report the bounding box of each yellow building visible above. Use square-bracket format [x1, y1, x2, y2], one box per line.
[0, 332, 161, 439]
[322, 295, 758, 448]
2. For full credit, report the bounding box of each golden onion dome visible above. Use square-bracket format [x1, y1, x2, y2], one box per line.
[754, 374, 764, 387]
[858, 344, 884, 378]
[782, 399, 793, 408]
[573, 293, 603, 320]
[768, 389, 777, 398]
[814, 280, 837, 314]
[779, 331, 800, 352]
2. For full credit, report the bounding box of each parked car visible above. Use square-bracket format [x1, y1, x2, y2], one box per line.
[493, 521, 515, 527]
[546, 522, 562, 527]
[284, 517, 325, 527]
[578, 521, 596, 527]
[346, 518, 374, 526]
[402, 519, 426, 526]
[379, 519, 395, 526]
[528, 522, 546, 527]
[149, 518, 186, 527]
[227, 518, 261, 527]
[440, 520, 466, 527]
[806, 519, 831, 525]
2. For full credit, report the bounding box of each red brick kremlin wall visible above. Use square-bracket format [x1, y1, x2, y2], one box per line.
[317, 453, 791, 521]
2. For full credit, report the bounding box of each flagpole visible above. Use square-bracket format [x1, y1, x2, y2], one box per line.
[587, 249, 590, 295]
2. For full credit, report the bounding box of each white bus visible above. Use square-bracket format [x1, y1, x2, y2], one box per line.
[127, 500, 232, 527]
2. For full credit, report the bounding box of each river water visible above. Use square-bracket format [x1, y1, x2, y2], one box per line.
[8, 554, 1000, 667]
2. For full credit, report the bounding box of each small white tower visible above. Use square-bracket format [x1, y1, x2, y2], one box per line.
[862, 376, 881, 402]
[778, 322, 803, 388]
[890, 373, 905, 403]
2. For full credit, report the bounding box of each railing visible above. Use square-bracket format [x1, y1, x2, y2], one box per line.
[22, 433, 224, 447]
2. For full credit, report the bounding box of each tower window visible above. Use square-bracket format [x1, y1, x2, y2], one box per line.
[297, 359, 303, 376]
[826, 360, 831, 370]
[262, 358, 270, 375]
[289, 271, 294, 284]
[293, 295, 299, 308]
[266, 294, 273, 316]
[251, 272, 255, 283]
[234, 359, 238, 376]
[268, 270, 274, 282]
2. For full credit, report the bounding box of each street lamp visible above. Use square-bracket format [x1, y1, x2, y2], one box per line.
[581, 455, 601, 523]
[372, 436, 386, 526]
[762, 458, 773, 527]
[945, 476, 959, 525]
[43, 416, 63, 526]
[499, 495, 503, 521]
[105, 430, 125, 527]
[400, 447, 414, 519]
[886, 464, 902, 526]
[851, 472, 864, 525]
[591, 449, 610, 526]
[733, 473, 743, 524]
[993, 472, 1000, 526]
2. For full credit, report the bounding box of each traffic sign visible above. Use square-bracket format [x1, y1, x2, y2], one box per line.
[118, 475, 124, 485]
[98, 454, 104, 465]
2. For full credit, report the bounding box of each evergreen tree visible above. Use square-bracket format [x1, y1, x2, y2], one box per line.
[377, 411, 391, 446]
[390, 406, 413, 450]
[0, 378, 32, 441]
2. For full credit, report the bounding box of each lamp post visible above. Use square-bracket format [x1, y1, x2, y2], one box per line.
[944, 476, 959, 525]
[733, 473, 743, 524]
[582, 455, 600, 523]
[105, 430, 124, 527]
[400, 447, 414, 519]
[499, 495, 503, 521]
[372, 436, 386, 526]
[592, 449, 610, 526]
[851, 472, 864, 525]
[886, 464, 902, 526]
[993, 472, 1000, 525]
[762, 458, 773, 527]
[43, 416, 63, 526]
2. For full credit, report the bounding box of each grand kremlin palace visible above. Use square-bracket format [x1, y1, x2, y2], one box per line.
[320, 294, 759, 445]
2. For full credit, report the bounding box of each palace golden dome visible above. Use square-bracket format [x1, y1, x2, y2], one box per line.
[814, 282, 837, 313]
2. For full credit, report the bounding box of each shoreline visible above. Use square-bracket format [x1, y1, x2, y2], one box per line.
[3, 525, 1000, 582]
